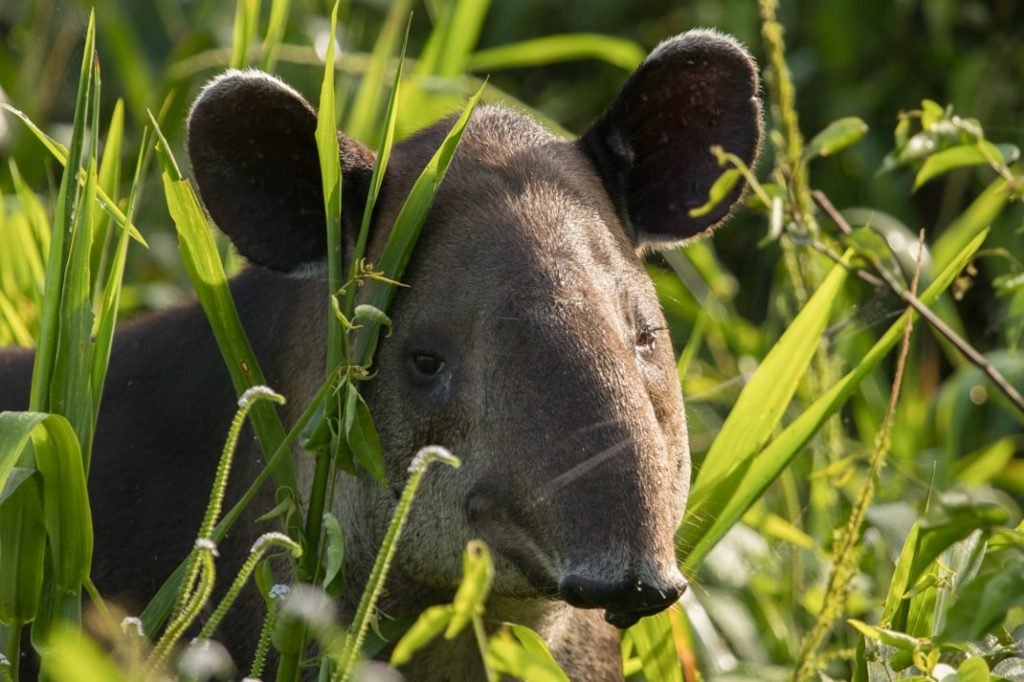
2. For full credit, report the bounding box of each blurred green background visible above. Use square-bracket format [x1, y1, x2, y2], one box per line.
[0, 1, 1022, 677]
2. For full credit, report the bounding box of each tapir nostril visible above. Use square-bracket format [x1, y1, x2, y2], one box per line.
[558, 573, 687, 618]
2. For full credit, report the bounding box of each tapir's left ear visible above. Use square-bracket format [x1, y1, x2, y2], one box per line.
[580, 29, 762, 248]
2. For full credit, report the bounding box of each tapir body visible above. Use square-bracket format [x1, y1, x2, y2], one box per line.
[0, 30, 761, 680]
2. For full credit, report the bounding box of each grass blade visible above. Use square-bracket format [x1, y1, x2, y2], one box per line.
[344, 0, 413, 143]
[148, 114, 298, 503]
[680, 229, 990, 571]
[353, 82, 486, 364]
[468, 34, 645, 72]
[259, 0, 292, 72]
[687, 254, 851, 495]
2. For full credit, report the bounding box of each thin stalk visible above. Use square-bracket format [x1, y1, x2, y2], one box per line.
[793, 231, 924, 681]
[333, 447, 461, 681]
[813, 190, 1024, 417]
[472, 614, 497, 682]
[198, 533, 301, 641]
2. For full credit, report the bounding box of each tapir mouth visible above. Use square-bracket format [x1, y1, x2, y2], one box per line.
[558, 572, 687, 630]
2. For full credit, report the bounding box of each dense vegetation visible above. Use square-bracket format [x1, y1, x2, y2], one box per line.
[0, 0, 1021, 680]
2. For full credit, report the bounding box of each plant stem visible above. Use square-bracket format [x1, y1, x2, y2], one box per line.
[2, 622, 20, 682]
[793, 231, 924, 681]
[813, 190, 1024, 417]
[333, 446, 460, 682]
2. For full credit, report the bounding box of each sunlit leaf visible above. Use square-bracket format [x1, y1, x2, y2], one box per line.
[805, 116, 868, 158]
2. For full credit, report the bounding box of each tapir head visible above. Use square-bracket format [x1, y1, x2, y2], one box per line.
[187, 30, 761, 628]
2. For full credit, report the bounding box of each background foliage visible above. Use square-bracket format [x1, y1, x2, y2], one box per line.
[0, 0, 1022, 680]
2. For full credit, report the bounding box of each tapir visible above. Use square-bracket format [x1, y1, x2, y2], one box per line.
[0, 29, 761, 680]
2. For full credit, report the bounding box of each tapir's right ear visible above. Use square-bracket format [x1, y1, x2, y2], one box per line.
[580, 30, 763, 249]
[187, 70, 375, 274]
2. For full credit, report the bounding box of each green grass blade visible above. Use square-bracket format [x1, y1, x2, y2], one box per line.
[468, 34, 645, 73]
[688, 253, 851, 494]
[625, 609, 683, 682]
[931, 177, 1009, 272]
[344, 0, 413, 143]
[27, 10, 96, 414]
[89, 125, 154, 453]
[229, 0, 260, 69]
[149, 113, 298, 502]
[49, 61, 101, 462]
[352, 82, 485, 365]
[344, 20, 410, 309]
[0, 103, 148, 247]
[680, 229, 991, 571]
[90, 99, 124, 297]
[433, 0, 491, 77]
[316, 0, 343, 372]
[259, 0, 292, 72]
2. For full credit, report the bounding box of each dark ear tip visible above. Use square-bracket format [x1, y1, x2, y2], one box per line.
[648, 29, 761, 95]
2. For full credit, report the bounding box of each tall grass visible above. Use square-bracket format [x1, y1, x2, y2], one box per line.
[0, 1, 1022, 681]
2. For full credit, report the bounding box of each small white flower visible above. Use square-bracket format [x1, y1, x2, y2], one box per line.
[238, 385, 284, 408]
[250, 531, 293, 554]
[121, 616, 145, 638]
[0, 654, 10, 667]
[195, 537, 219, 556]
[408, 445, 459, 473]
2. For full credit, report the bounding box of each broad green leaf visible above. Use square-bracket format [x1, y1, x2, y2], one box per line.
[625, 609, 682, 682]
[445, 540, 494, 639]
[31, 413, 93, 592]
[880, 494, 1008, 630]
[681, 229, 989, 571]
[322, 512, 345, 598]
[344, 385, 385, 485]
[847, 619, 920, 651]
[0, 468, 34, 507]
[956, 657, 991, 682]
[487, 628, 570, 682]
[914, 141, 1011, 189]
[941, 554, 1024, 641]
[688, 168, 742, 218]
[805, 116, 868, 158]
[469, 34, 645, 72]
[390, 604, 454, 667]
[0, 471, 45, 625]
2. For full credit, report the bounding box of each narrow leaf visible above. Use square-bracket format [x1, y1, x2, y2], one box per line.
[681, 229, 989, 571]
[390, 604, 455, 667]
[469, 34, 645, 72]
[805, 116, 868, 158]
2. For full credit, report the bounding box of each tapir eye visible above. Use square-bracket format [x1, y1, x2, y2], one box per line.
[635, 325, 659, 353]
[412, 353, 446, 377]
